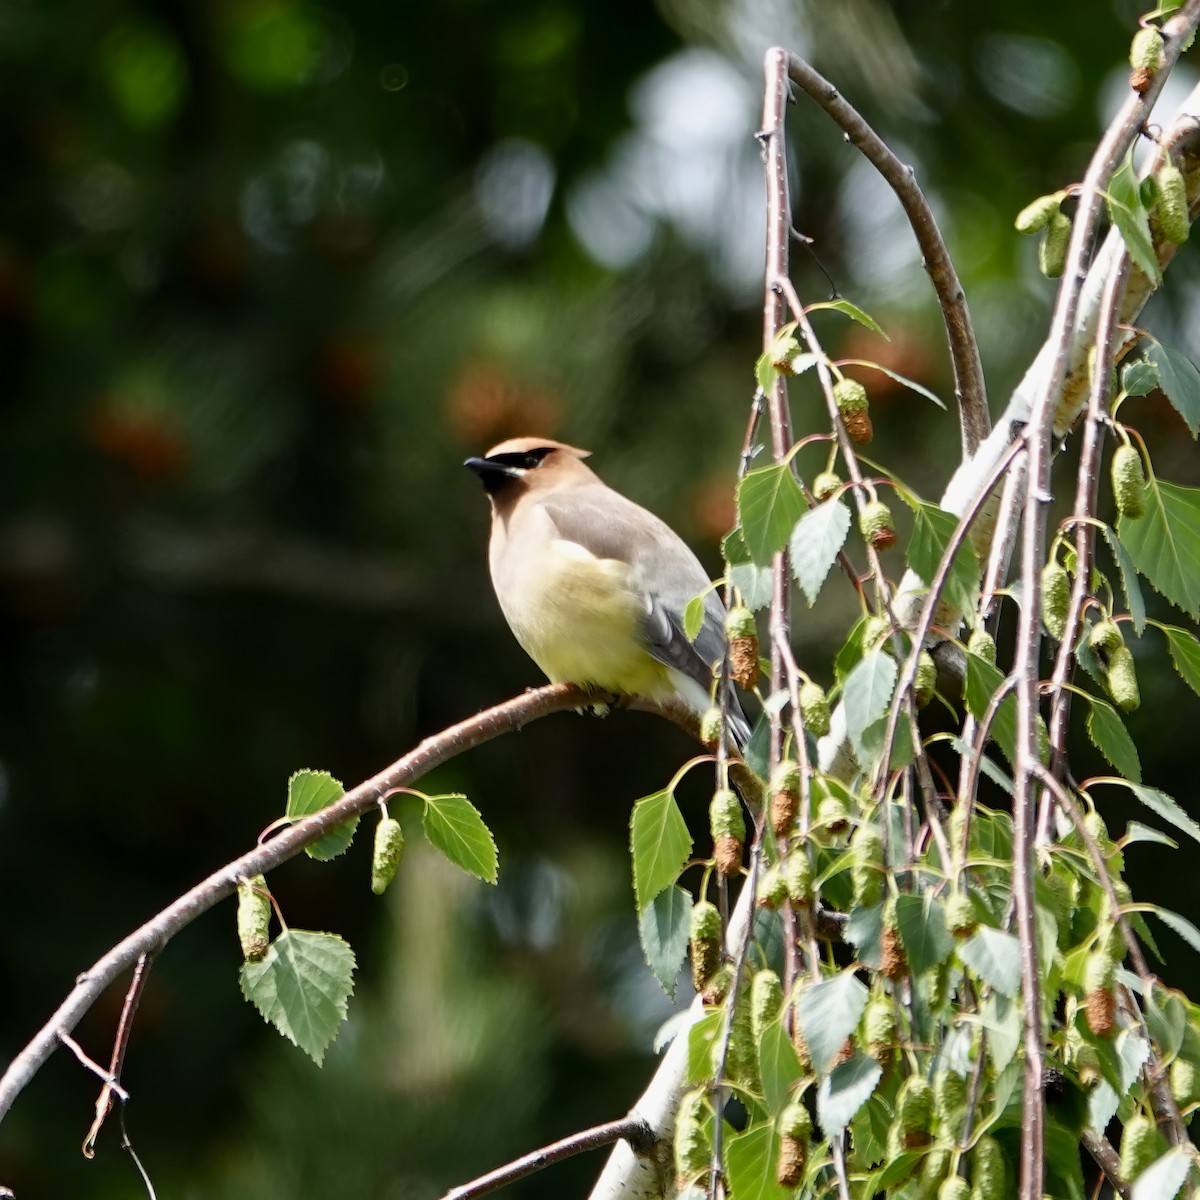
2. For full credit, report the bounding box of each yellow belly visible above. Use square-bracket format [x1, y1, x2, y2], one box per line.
[502, 545, 674, 699]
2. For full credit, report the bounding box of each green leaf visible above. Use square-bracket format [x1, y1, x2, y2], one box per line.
[808, 297, 887, 337]
[638, 885, 690, 999]
[844, 900, 884, 970]
[959, 926, 1021, 997]
[849, 1094, 892, 1169]
[979, 991, 1021, 1072]
[1152, 905, 1200, 955]
[724, 526, 773, 611]
[895, 893, 954, 977]
[629, 790, 693, 911]
[904, 500, 982, 615]
[286, 769, 357, 862]
[239, 929, 356, 1065]
[1147, 341, 1200, 438]
[422, 793, 499, 883]
[724, 1124, 790, 1200]
[1085, 696, 1141, 782]
[758, 1019, 804, 1114]
[1044, 1117, 1087, 1200]
[963, 654, 1018, 767]
[1145, 987, 1187, 1061]
[817, 1052, 883, 1137]
[1119, 479, 1200, 618]
[796, 970, 868, 1075]
[1162, 624, 1200, 696]
[683, 593, 706, 642]
[842, 649, 897, 766]
[790, 499, 851, 606]
[1108, 781, 1200, 845]
[736, 464, 806, 565]
[1130, 1149, 1193, 1200]
[850, 361, 945, 409]
[1122, 358, 1159, 397]
[1122, 821, 1177, 849]
[1106, 156, 1162, 284]
[1102, 527, 1146, 635]
[687, 1010, 722, 1084]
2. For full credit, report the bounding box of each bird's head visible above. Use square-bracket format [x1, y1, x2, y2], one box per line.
[464, 437, 593, 498]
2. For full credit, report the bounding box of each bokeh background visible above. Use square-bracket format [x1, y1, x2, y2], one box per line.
[3, 0, 1200, 1195]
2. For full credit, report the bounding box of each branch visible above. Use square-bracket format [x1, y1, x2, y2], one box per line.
[0, 683, 626, 1127]
[441, 1116, 654, 1200]
[783, 53, 989, 456]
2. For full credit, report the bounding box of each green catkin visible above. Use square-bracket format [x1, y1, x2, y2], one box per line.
[1106, 645, 1141, 713]
[781, 851, 811, 908]
[673, 1088, 708, 1182]
[817, 793, 850, 834]
[934, 1069, 969, 1142]
[834, 377, 873, 445]
[699, 706, 723, 750]
[863, 614, 891, 650]
[896, 1075, 934, 1145]
[966, 627, 997, 664]
[1118, 1112, 1160, 1183]
[689, 900, 721, 991]
[864, 995, 897, 1062]
[755, 863, 787, 910]
[1156, 162, 1190, 244]
[726, 984, 756, 1087]
[1039, 209, 1071, 277]
[370, 817, 404, 895]
[1041, 560, 1071, 640]
[946, 891, 977, 938]
[913, 651, 937, 707]
[726, 605, 760, 690]
[970, 1134, 1006, 1200]
[1111, 444, 1147, 520]
[799, 679, 832, 737]
[1088, 619, 1123, 655]
[1171, 1054, 1200, 1108]
[1015, 192, 1064, 235]
[850, 823, 884, 907]
[939, 1178, 970, 1200]
[813, 470, 842, 501]
[750, 969, 783, 1038]
[859, 500, 897, 550]
[1129, 27, 1164, 93]
[237, 874, 271, 963]
[710, 788, 745, 877]
[776, 1100, 812, 1187]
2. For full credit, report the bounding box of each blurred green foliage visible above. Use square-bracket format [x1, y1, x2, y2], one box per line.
[2, 0, 1199, 1195]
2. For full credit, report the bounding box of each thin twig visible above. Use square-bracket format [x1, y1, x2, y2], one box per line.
[56, 1032, 128, 1100]
[84, 952, 156, 1158]
[782, 53, 989, 457]
[1080, 1129, 1128, 1200]
[442, 1116, 653, 1200]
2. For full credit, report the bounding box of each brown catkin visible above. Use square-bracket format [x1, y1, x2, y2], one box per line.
[727, 606, 760, 689]
[689, 900, 721, 991]
[881, 922, 907, 980]
[710, 788, 745, 877]
[860, 500, 897, 550]
[776, 1134, 806, 1188]
[771, 789, 798, 837]
[834, 378, 872, 444]
[1084, 950, 1117, 1038]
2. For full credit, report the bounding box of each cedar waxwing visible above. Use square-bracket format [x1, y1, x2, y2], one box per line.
[465, 437, 752, 746]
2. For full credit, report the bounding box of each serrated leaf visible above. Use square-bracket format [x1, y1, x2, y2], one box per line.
[1107, 157, 1161, 284]
[963, 654, 1018, 767]
[1085, 696, 1141, 783]
[1102, 527, 1146, 635]
[817, 1052, 882, 1137]
[1162, 624, 1200, 695]
[758, 1019, 803, 1114]
[980, 991, 1021, 1072]
[286, 769, 357, 861]
[849, 1094, 891, 1169]
[844, 900, 884, 970]
[422, 793, 498, 883]
[790, 499, 851, 606]
[687, 1010, 722, 1084]
[959, 926, 1021, 997]
[904, 500, 981, 616]
[683, 593, 706, 642]
[797, 970, 868, 1076]
[629, 790, 692, 912]
[1110, 781, 1200, 845]
[1119, 479, 1200, 619]
[639, 885, 690, 999]
[1152, 905, 1200, 955]
[724, 1124, 789, 1200]
[842, 360, 944, 408]
[808, 297, 887, 337]
[895, 893, 954, 977]
[1122, 358, 1159, 397]
[1123, 821, 1177, 849]
[843, 649, 897, 765]
[724, 526, 773, 609]
[1131, 1148, 1193, 1200]
[239, 929, 356, 1065]
[945, 734, 1014, 795]
[736, 464, 807, 566]
[1089, 1078, 1119, 1133]
[1147, 341, 1200, 438]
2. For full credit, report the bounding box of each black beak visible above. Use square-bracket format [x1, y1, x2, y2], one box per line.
[464, 456, 517, 494]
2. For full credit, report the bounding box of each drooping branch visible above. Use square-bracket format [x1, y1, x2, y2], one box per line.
[0, 683, 632, 1127]
[783, 53, 989, 457]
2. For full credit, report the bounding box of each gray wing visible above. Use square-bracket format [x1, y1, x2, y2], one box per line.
[540, 485, 752, 743]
